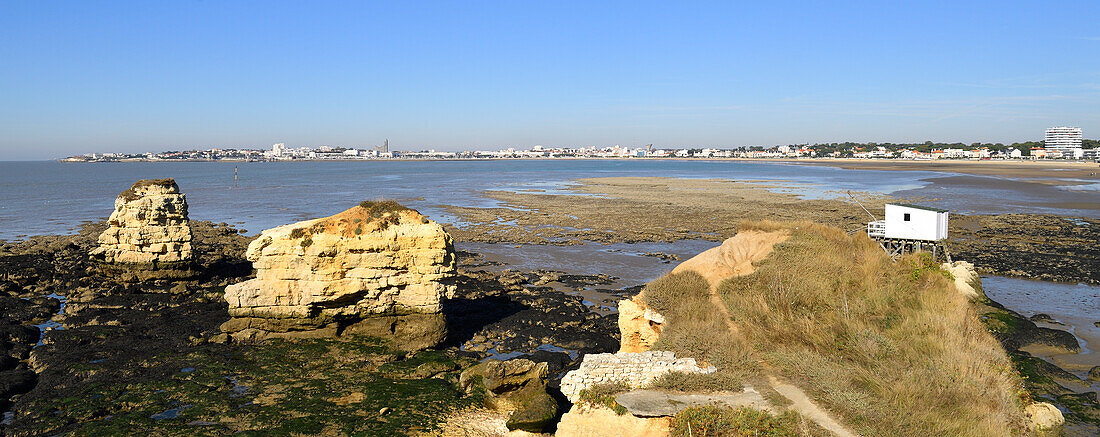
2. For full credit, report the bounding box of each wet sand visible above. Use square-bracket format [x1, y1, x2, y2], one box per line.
[983, 276, 1100, 387]
[783, 158, 1100, 182]
[444, 177, 889, 245]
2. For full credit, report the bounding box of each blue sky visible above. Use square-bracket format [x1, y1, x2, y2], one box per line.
[1, 1, 1098, 159]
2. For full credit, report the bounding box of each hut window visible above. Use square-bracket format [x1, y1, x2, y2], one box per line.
[903, 213, 911, 221]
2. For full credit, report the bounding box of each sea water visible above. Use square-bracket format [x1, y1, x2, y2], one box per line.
[1, 159, 1095, 240]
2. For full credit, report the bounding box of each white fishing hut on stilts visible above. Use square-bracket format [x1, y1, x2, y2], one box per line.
[866, 203, 952, 262]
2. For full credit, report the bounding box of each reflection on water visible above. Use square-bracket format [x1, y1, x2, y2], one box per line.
[982, 276, 1100, 379]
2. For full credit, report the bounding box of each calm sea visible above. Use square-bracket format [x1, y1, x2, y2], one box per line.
[1, 159, 1095, 240]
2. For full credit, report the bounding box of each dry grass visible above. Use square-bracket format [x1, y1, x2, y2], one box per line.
[641, 221, 1027, 435]
[643, 271, 754, 390]
[670, 406, 829, 437]
[705, 221, 1027, 436]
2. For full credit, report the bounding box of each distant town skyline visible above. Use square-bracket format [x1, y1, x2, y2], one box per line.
[2, 1, 1099, 160]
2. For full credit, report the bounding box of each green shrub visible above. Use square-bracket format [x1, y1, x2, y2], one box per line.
[577, 382, 630, 415]
[358, 200, 411, 230]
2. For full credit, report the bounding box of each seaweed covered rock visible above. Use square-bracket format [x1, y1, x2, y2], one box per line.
[459, 359, 558, 433]
[90, 179, 192, 267]
[221, 201, 456, 350]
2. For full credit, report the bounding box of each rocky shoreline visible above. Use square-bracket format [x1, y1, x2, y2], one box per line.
[2, 217, 1096, 435]
[0, 176, 1096, 435]
[0, 217, 626, 435]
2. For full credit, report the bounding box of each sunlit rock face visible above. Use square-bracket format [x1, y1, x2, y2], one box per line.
[91, 179, 193, 265]
[221, 201, 456, 350]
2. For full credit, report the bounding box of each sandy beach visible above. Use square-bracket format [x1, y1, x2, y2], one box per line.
[778, 158, 1100, 182]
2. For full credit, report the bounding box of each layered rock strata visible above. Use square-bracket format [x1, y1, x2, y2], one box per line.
[559, 351, 716, 403]
[221, 202, 456, 350]
[90, 179, 192, 266]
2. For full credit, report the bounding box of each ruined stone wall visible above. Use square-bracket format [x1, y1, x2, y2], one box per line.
[559, 351, 715, 403]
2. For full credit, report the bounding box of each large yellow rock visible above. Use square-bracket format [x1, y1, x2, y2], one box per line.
[91, 179, 192, 265]
[942, 260, 981, 299]
[670, 230, 789, 286]
[222, 201, 456, 349]
[556, 404, 670, 437]
[617, 298, 663, 353]
[1025, 402, 1064, 431]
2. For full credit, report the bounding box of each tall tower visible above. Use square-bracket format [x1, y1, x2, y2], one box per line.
[1045, 126, 1083, 157]
[384, 139, 389, 153]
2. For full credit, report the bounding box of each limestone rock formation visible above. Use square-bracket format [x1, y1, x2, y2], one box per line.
[90, 179, 192, 265]
[221, 201, 456, 350]
[617, 298, 663, 353]
[1024, 402, 1064, 431]
[942, 261, 981, 299]
[556, 404, 670, 437]
[670, 229, 789, 285]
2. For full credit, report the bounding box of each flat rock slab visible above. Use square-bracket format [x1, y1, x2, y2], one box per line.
[614, 388, 771, 418]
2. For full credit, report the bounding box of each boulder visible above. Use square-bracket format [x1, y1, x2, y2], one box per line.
[614, 388, 771, 418]
[90, 179, 192, 266]
[556, 404, 670, 437]
[1089, 365, 1100, 382]
[1024, 402, 1064, 431]
[942, 261, 981, 299]
[460, 359, 559, 433]
[221, 201, 456, 350]
[504, 385, 559, 433]
[461, 359, 550, 395]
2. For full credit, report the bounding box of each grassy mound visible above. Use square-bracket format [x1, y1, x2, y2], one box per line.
[643, 221, 1027, 436]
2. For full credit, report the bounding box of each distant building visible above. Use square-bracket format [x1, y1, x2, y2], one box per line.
[1045, 126, 1083, 158]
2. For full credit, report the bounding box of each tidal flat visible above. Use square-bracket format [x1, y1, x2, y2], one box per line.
[1, 162, 1098, 435]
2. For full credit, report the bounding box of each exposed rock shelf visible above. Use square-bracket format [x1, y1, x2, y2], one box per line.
[221, 201, 456, 350]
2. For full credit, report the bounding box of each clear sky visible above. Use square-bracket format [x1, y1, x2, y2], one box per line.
[1, 1, 1098, 159]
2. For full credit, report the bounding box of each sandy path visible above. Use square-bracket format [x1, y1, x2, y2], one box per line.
[705, 283, 858, 437]
[675, 230, 860, 436]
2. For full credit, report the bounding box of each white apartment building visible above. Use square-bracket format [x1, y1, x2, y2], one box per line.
[1045, 126, 1083, 158]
